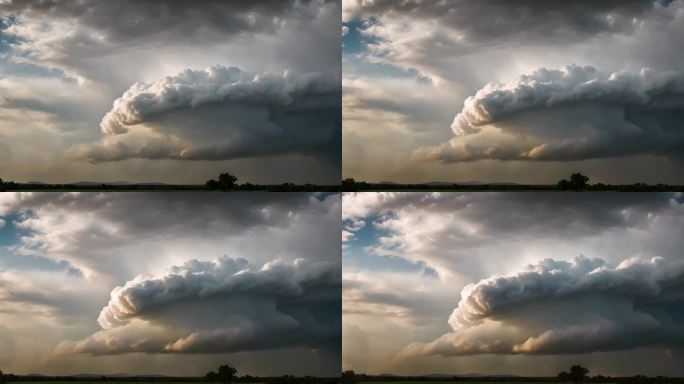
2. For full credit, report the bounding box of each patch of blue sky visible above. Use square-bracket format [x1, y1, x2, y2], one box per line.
[0, 213, 22, 247]
[0, 212, 82, 276]
[343, 18, 431, 83]
[342, 19, 368, 55]
[0, 17, 71, 80]
[0, 15, 20, 53]
[343, 214, 438, 277]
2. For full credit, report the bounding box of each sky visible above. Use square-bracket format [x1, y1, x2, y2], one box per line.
[342, 0, 684, 184]
[0, 192, 341, 377]
[0, 0, 341, 185]
[343, 192, 684, 376]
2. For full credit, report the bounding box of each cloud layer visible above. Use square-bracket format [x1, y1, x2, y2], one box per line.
[58, 257, 341, 354]
[344, 0, 663, 43]
[406, 255, 684, 356]
[415, 65, 684, 162]
[0, 0, 319, 44]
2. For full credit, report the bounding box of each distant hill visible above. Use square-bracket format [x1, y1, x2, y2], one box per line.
[424, 373, 485, 378]
[70, 181, 169, 186]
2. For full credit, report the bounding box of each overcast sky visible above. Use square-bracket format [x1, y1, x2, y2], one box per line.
[343, 192, 684, 376]
[0, 192, 341, 376]
[0, 0, 341, 184]
[342, 0, 684, 184]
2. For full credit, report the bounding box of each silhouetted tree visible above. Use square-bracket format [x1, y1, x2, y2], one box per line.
[568, 365, 589, 384]
[558, 179, 571, 190]
[558, 173, 589, 191]
[558, 371, 571, 382]
[206, 371, 219, 382]
[342, 178, 358, 192]
[217, 173, 238, 191]
[217, 364, 237, 384]
[341, 371, 358, 384]
[0, 370, 6, 384]
[569, 173, 589, 191]
[206, 179, 219, 190]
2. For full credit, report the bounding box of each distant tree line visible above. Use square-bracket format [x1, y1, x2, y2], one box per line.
[205, 172, 340, 191]
[0, 173, 340, 192]
[342, 366, 684, 384]
[0, 366, 337, 384]
[342, 173, 683, 192]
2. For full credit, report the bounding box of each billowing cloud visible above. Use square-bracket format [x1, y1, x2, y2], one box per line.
[67, 66, 341, 162]
[405, 255, 684, 356]
[415, 65, 684, 162]
[57, 256, 341, 355]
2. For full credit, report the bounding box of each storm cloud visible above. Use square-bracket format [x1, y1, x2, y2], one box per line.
[0, 192, 341, 375]
[58, 257, 340, 354]
[68, 66, 341, 162]
[343, 192, 684, 376]
[0, 0, 341, 184]
[342, 0, 684, 184]
[406, 255, 684, 356]
[414, 65, 684, 162]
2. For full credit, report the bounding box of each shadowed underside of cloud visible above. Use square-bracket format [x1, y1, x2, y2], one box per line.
[67, 65, 341, 162]
[414, 65, 684, 162]
[57, 256, 341, 355]
[403, 255, 684, 357]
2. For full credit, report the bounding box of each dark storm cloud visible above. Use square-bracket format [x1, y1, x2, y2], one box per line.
[1, 192, 328, 236]
[407, 255, 684, 356]
[67, 66, 341, 163]
[345, 0, 670, 43]
[0, 0, 327, 43]
[343, 192, 679, 238]
[415, 65, 684, 162]
[58, 256, 341, 354]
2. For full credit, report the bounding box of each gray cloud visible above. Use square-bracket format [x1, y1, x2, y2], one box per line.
[58, 256, 341, 355]
[67, 65, 341, 163]
[1, 192, 341, 280]
[405, 255, 684, 356]
[415, 65, 684, 162]
[0, 0, 325, 44]
[343, 192, 678, 238]
[345, 0, 670, 44]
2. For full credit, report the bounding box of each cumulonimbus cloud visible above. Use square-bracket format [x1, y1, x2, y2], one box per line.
[404, 255, 684, 357]
[415, 65, 684, 162]
[67, 65, 341, 162]
[57, 256, 341, 355]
